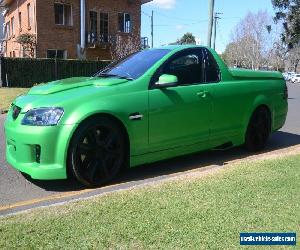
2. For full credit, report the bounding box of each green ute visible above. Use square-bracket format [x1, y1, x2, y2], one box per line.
[4, 46, 288, 187]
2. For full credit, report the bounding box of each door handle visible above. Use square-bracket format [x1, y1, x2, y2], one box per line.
[197, 90, 209, 98]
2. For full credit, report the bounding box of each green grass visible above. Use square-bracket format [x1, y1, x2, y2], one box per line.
[0, 88, 29, 111]
[1, 155, 299, 249]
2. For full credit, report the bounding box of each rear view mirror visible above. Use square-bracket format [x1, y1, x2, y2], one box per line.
[156, 74, 178, 88]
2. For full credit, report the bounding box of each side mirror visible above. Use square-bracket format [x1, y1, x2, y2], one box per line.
[155, 74, 178, 88]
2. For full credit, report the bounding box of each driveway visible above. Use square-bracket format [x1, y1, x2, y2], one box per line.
[1, 83, 300, 215]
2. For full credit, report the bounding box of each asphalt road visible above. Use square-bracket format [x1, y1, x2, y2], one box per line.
[1, 82, 300, 215]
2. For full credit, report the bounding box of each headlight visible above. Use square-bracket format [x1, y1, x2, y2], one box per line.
[21, 108, 64, 126]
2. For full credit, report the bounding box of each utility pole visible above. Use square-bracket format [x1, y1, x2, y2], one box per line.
[213, 12, 222, 50]
[207, 0, 215, 47]
[151, 10, 154, 48]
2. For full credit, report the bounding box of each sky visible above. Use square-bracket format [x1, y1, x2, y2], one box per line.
[141, 0, 276, 53]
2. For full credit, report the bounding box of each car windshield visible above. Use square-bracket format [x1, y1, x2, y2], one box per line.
[94, 49, 171, 80]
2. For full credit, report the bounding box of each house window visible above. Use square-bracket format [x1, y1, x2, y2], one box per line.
[47, 49, 67, 59]
[54, 4, 63, 24]
[11, 17, 14, 35]
[100, 13, 109, 42]
[54, 3, 72, 26]
[118, 13, 131, 33]
[27, 3, 32, 28]
[5, 21, 11, 38]
[89, 11, 97, 42]
[64, 5, 72, 25]
[19, 12, 22, 31]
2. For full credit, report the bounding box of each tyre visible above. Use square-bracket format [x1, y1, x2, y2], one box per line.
[245, 107, 271, 152]
[68, 116, 125, 187]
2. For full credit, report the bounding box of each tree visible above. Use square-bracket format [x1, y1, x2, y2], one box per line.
[222, 41, 244, 67]
[110, 34, 141, 61]
[223, 11, 283, 70]
[170, 32, 196, 45]
[16, 33, 36, 58]
[285, 46, 300, 71]
[272, 0, 300, 49]
[267, 41, 286, 71]
[179, 32, 196, 45]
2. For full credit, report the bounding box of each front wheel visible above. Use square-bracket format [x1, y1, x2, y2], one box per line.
[245, 107, 271, 152]
[68, 117, 125, 187]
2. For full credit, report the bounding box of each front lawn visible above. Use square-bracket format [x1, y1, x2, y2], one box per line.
[0, 155, 299, 249]
[0, 88, 29, 112]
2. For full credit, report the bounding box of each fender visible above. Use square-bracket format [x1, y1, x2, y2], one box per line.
[61, 91, 149, 157]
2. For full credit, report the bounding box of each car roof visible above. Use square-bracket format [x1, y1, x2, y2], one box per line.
[154, 45, 209, 51]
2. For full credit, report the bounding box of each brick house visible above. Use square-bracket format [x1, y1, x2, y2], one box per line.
[0, 0, 151, 60]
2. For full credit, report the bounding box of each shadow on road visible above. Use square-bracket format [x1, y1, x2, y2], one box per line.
[24, 131, 300, 192]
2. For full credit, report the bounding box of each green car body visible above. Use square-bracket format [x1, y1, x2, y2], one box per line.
[4, 45, 288, 182]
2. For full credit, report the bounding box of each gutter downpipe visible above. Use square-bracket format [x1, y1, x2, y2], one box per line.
[80, 0, 85, 56]
[34, 0, 37, 57]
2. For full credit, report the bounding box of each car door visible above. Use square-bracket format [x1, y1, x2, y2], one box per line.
[202, 48, 252, 147]
[148, 49, 213, 152]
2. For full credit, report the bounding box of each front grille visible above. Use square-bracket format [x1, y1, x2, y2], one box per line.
[12, 105, 21, 120]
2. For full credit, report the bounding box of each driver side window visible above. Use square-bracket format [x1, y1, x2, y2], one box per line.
[155, 49, 203, 86]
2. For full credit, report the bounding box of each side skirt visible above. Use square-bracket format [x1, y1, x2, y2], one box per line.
[129, 141, 208, 167]
[129, 134, 245, 168]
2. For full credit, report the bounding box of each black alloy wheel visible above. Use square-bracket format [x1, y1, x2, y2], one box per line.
[69, 117, 125, 187]
[245, 107, 271, 152]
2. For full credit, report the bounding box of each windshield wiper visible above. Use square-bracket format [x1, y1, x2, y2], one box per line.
[96, 73, 133, 81]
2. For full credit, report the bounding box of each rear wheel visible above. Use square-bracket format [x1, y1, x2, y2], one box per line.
[245, 107, 271, 152]
[68, 117, 125, 187]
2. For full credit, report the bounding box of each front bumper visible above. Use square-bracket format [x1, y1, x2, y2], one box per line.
[4, 112, 75, 180]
